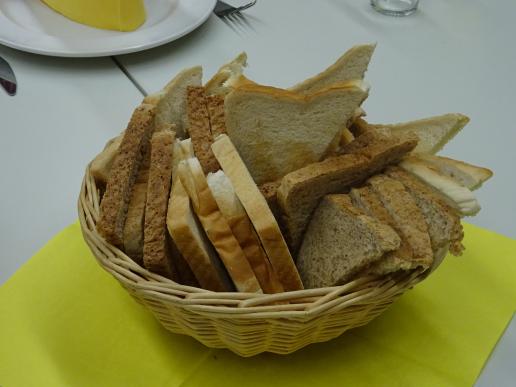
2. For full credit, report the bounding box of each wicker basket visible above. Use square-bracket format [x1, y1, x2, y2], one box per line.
[78, 165, 439, 357]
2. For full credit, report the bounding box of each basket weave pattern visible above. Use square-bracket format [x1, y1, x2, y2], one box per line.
[79, 166, 428, 357]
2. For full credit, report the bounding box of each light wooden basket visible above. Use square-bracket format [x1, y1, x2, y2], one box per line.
[78, 165, 438, 357]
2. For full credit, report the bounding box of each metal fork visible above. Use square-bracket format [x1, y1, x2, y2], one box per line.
[214, 0, 257, 29]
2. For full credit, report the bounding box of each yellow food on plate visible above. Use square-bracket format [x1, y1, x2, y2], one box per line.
[41, 0, 146, 32]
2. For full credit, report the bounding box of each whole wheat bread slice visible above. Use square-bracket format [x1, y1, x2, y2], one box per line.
[142, 130, 178, 279]
[186, 86, 220, 174]
[122, 151, 150, 264]
[224, 81, 369, 184]
[350, 186, 417, 275]
[211, 135, 304, 291]
[97, 104, 156, 246]
[206, 94, 227, 138]
[386, 166, 464, 256]
[123, 124, 176, 264]
[290, 43, 376, 94]
[207, 171, 284, 293]
[367, 175, 434, 269]
[143, 66, 202, 138]
[277, 131, 418, 251]
[297, 194, 400, 288]
[178, 157, 262, 293]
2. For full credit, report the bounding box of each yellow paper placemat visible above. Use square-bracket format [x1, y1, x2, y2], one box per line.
[1, 222, 515, 387]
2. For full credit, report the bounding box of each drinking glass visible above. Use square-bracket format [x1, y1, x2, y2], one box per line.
[371, 0, 419, 16]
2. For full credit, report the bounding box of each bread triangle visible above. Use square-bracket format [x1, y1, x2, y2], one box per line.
[399, 158, 480, 216]
[350, 186, 417, 275]
[297, 194, 400, 288]
[144, 66, 202, 138]
[360, 113, 470, 154]
[277, 130, 418, 251]
[290, 43, 376, 94]
[205, 52, 247, 96]
[211, 135, 304, 291]
[385, 166, 464, 256]
[408, 154, 492, 190]
[367, 175, 434, 269]
[225, 81, 369, 184]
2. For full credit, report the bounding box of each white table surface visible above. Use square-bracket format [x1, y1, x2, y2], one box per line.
[1, 0, 514, 385]
[0, 46, 142, 283]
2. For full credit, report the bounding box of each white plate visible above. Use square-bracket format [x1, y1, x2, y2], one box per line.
[0, 0, 217, 57]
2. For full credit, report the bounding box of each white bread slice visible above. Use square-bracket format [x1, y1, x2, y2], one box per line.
[207, 171, 284, 293]
[167, 177, 233, 292]
[367, 175, 434, 269]
[277, 131, 418, 251]
[225, 81, 369, 184]
[399, 158, 480, 216]
[177, 157, 262, 293]
[143, 66, 202, 138]
[211, 135, 304, 291]
[297, 194, 400, 288]
[385, 166, 464, 256]
[205, 52, 247, 96]
[350, 186, 418, 276]
[90, 134, 123, 184]
[365, 113, 470, 154]
[290, 43, 376, 94]
[409, 154, 493, 190]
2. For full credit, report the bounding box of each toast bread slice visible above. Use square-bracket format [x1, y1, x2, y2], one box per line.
[178, 157, 262, 293]
[97, 104, 156, 246]
[211, 135, 304, 291]
[277, 131, 418, 251]
[297, 194, 400, 288]
[207, 171, 284, 293]
[186, 86, 220, 174]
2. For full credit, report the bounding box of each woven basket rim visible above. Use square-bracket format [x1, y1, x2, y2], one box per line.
[78, 164, 431, 317]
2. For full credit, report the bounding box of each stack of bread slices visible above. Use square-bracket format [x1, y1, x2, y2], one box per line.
[92, 44, 492, 293]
